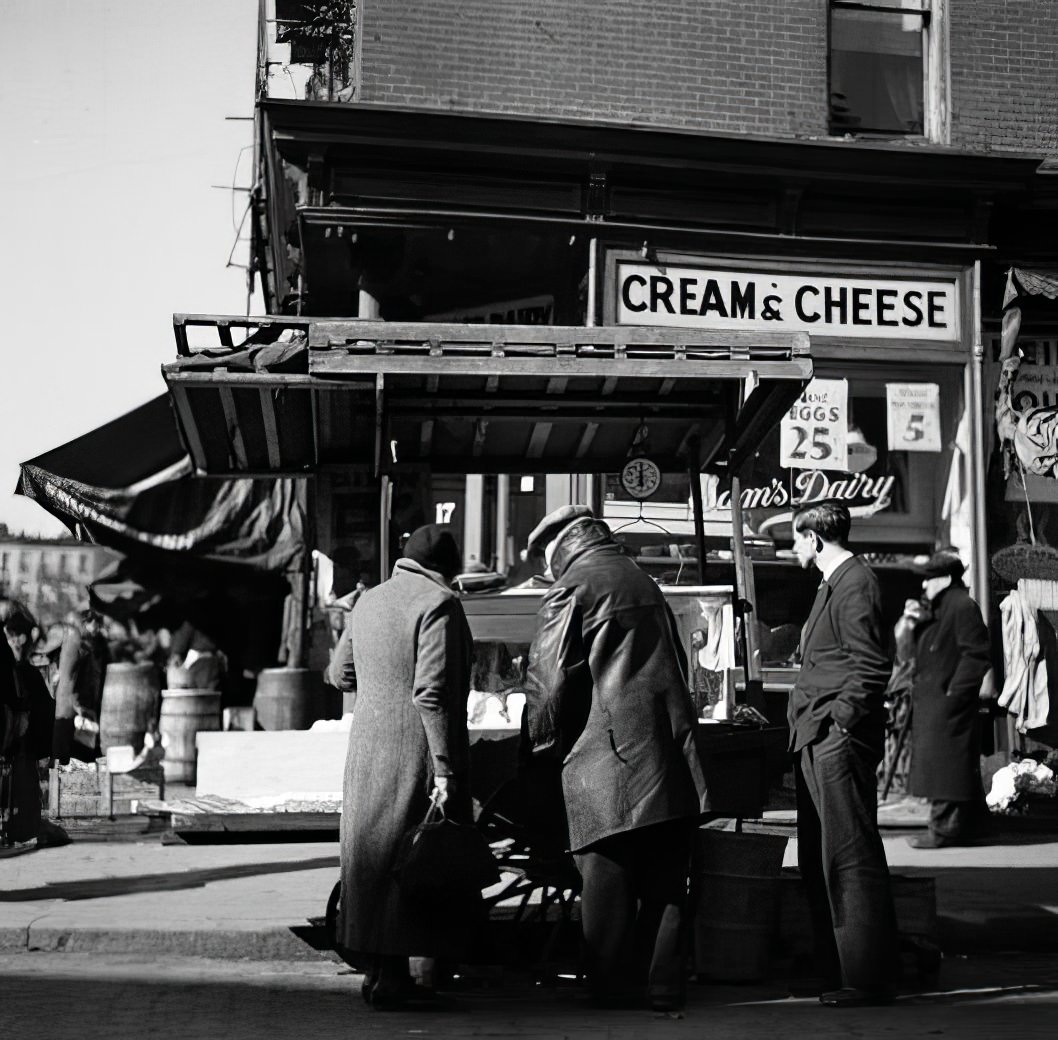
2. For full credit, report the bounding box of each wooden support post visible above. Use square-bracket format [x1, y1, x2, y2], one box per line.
[688, 437, 708, 586]
[730, 472, 765, 713]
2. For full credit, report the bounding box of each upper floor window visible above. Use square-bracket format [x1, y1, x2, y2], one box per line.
[829, 1, 934, 137]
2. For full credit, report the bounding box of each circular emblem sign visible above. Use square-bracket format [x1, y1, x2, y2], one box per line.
[620, 457, 662, 500]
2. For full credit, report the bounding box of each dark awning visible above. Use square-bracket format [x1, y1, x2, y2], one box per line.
[162, 316, 813, 478]
[16, 395, 306, 574]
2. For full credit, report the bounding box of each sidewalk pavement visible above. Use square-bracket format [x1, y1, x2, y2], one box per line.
[1, 820, 1056, 963]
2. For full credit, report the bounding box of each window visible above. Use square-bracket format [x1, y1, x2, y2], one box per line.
[828, 1, 939, 138]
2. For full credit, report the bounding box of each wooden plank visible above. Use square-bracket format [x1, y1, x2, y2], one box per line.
[217, 385, 250, 470]
[306, 319, 809, 354]
[575, 422, 600, 458]
[472, 418, 489, 457]
[600, 377, 618, 396]
[311, 353, 812, 382]
[164, 371, 364, 390]
[526, 422, 553, 459]
[171, 811, 339, 834]
[317, 387, 335, 464]
[259, 388, 283, 470]
[166, 383, 210, 472]
[374, 373, 385, 477]
[309, 388, 320, 466]
[546, 376, 567, 395]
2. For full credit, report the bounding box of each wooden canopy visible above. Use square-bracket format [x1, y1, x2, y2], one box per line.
[163, 316, 812, 479]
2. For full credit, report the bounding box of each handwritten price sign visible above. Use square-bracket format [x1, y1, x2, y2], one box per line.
[780, 378, 848, 471]
[886, 383, 941, 453]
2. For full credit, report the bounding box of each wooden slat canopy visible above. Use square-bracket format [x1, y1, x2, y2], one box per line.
[162, 316, 813, 478]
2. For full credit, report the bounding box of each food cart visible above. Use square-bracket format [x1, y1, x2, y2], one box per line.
[162, 315, 812, 970]
[164, 314, 811, 731]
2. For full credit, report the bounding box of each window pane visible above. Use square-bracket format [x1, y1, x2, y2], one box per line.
[830, 7, 925, 134]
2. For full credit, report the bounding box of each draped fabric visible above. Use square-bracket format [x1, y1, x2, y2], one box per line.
[15, 396, 303, 666]
[996, 267, 1058, 481]
[15, 396, 305, 574]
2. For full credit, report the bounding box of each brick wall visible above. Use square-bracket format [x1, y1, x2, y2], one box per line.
[359, 0, 826, 138]
[949, 1, 1058, 153]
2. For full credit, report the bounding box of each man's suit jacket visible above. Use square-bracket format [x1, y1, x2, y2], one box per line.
[788, 555, 892, 753]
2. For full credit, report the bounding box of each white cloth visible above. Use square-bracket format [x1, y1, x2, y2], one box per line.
[998, 589, 1050, 733]
[697, 600, 735, 672]
[820, 548, 854, 583]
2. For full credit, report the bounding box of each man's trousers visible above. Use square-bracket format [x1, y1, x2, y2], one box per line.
[573, 818, 693, 1007]
[795, 725, 900, 991]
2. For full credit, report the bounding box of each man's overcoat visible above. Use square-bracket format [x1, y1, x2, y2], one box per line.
[337, 558, 474, 957]
[524, 519, 708, 853]
[908, 583, 991, 802]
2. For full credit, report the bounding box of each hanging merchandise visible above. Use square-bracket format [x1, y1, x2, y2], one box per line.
[885, 383, 942, 452]
[779, 378, 848, 471]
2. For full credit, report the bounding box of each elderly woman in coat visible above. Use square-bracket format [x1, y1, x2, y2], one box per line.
[905, 548, 992, 848]
[333, 524, 477, 1009]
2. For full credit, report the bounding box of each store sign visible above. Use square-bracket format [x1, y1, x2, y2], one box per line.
[615, 262, 960, 341]
[779, 378, 848, 471]
[425, 294, 555, 325]
[886, 383, 942, 452]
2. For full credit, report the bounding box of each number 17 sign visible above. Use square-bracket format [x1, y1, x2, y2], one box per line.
[779, 378, 848, 471]
[886, 383, 942, 452]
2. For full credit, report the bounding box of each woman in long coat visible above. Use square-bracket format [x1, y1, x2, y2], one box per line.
[334, 524, 477, 1008]
[907, 549, 991, 848]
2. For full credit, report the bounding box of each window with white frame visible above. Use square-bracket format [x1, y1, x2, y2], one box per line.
[828, 0, 947, 141]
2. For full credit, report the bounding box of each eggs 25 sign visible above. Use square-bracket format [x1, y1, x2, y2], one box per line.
[779, 379, 848, 472]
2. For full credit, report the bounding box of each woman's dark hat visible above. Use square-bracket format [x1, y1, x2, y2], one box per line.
[912, 547, 965, 579]
[402, 524, 462, 580]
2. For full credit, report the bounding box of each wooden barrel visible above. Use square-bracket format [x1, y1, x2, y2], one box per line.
[99, 663, 161, 754]
[693, 830, 789, 982]
[160, 689, 221, 784]
[253, 667, 327, 730]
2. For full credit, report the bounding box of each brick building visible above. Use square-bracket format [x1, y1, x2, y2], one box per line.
[163, 2, 1058, 671]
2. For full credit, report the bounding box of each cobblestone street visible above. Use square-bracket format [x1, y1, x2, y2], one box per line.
[3, 952, 1056, 1040]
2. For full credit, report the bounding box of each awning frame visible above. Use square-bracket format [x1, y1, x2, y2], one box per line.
[163, 316, 813, 480]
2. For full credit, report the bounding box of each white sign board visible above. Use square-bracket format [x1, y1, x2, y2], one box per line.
[780, 378, 849, 471]
[615, 263, 960, 341]
[886, 383, 942, 452]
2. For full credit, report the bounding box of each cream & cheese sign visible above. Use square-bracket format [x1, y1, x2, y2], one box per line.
[616, 263, 960, 341]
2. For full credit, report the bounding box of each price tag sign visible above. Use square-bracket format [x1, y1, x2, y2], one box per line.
[780, 378, 848, 471]
[886, 383, 942, 452]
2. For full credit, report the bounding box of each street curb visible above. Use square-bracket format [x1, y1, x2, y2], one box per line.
[0, 928, 29, 952]
[13, 926, 337, 961]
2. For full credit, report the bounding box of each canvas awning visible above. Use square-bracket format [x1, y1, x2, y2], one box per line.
[15, 394, 306, 574]
[162, 316, 814, 479]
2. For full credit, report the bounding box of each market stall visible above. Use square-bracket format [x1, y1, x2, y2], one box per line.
[162, 314, 812, 755]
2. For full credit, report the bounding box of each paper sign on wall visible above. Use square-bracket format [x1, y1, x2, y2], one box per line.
[886, 383, 942, 452]
[780, 378, 848, 471]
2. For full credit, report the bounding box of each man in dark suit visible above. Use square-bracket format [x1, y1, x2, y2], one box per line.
[788, 501, 900, 1008]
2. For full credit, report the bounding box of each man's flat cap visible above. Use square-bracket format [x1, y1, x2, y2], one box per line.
[912, 547, 965, 579]
[527, 504, 593, 553]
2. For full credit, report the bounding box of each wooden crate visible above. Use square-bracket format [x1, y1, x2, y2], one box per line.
[48, 765, 165, 819]
[775, 869, 939, 981]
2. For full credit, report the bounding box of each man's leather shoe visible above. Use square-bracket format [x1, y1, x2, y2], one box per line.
[907, 833, 960, 849]
[819, 987, 894, 1008]
[787, 976, 840, 998]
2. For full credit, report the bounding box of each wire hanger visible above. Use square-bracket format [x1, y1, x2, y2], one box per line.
[610, 501, 686, 585]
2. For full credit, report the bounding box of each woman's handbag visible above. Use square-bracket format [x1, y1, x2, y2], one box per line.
[394, 795, 500, 900]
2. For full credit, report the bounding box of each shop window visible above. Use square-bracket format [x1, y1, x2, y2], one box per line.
[828, 1, 938, 138]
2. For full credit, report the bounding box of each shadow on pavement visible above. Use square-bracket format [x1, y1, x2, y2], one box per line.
[0, 856, 339, 902]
